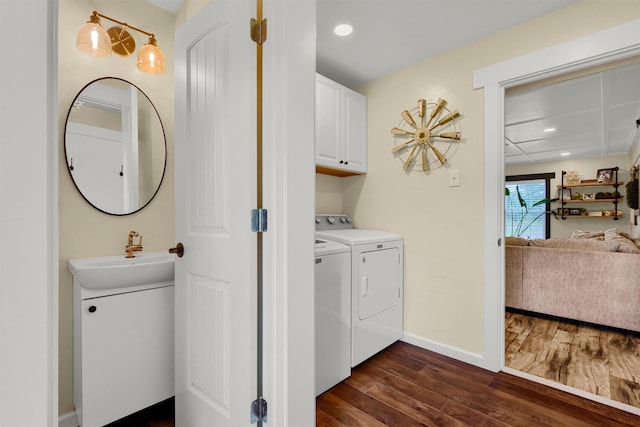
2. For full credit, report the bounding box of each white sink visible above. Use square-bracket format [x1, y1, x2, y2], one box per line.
[68, 252, 175, 290]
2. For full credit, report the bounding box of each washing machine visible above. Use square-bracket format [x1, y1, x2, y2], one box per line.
[316, 214, 404, 367]
[314, 237, 351, 395]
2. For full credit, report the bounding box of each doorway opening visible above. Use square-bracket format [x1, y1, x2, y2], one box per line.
[474, 18, 640, 415]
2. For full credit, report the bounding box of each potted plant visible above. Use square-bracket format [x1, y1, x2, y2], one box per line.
[505, 186, 558, 238]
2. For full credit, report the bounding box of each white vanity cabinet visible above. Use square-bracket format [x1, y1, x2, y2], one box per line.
[73, 282, 174, 427]
[315, 73, 367, 176]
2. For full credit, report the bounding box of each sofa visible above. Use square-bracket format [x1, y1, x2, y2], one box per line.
[505, 228, 640, 332]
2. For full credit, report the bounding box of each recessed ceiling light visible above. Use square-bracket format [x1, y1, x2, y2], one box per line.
[543, 127, 556, 133]
[561, 152, 571, 156]
[334, 24, 353, 37]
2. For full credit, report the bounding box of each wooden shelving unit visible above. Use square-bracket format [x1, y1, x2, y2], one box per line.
[558, 168, 623, 220]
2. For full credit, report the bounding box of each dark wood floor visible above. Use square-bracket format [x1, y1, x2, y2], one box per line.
[105, 342, 640, 426]
[317, 342, 640, 426]
[104, 397, 174, 427]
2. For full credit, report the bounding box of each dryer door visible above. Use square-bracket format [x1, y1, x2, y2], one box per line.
[358, 248, 401, 320]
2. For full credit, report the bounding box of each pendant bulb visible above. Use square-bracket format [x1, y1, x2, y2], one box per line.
[137, 35, 166, 74]
[76, 12, 112, 57]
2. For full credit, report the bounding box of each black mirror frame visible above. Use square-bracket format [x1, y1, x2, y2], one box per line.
[64, 77, 167, 216]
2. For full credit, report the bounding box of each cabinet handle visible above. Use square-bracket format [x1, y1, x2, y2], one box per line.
[344, 161, 348, 165]
[339, 160, 344, 164]
[88, 305, 97, 313]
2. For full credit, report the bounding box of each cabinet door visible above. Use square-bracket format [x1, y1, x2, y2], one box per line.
[80, 286, 174, 427]
[315, 74, 342, 168]
[342, 87, 367, 173]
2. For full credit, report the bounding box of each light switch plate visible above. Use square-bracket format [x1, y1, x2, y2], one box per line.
[449, 169, 460, 187]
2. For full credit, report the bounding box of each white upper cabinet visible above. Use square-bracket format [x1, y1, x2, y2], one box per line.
[315, 73, 367, 176]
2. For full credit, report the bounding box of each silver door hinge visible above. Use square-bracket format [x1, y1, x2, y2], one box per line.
[251, 397, 268, 424]
[251, 208, 268, 232]
[250, 18, 267, 45]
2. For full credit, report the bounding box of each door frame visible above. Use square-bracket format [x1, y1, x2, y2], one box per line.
[261, 0, 316, 424]
[474, 19, 640, 412]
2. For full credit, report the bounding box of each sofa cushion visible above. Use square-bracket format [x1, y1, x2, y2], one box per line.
[604, 228, 640, 254]
[528, 238, 619, 252]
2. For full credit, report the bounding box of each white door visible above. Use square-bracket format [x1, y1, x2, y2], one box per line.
[174, 1, 256, 426]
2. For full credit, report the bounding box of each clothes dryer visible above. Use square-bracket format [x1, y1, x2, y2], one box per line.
[316, 215, 403, 367]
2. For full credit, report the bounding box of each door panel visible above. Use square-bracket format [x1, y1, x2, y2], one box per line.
[358, 248, 400, 320]
[175, 1, 256, 425]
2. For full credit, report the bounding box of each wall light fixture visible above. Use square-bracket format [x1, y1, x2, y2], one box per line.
[76, 11, 166, 75]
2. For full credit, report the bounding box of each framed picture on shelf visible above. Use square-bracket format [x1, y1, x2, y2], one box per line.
[558, 188, 572, 200]
[596, 168, 615, 184]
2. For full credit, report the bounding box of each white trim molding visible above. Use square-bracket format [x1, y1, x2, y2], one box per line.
[402, 333, 486, 369]
[58, 411, 78, 427]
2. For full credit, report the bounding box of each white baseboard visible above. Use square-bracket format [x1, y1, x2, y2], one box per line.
[58, 411, 78, 427]
[401, 332, 491, 371]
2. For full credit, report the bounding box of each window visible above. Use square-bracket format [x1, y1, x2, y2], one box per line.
[505, 173, 555, 239]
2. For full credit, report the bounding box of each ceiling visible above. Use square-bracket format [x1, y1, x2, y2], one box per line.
[316, 0, 580, 88]
[505, 61, 640, 165]
[145, 0, 184, 13]
[151, 0, 639, 165]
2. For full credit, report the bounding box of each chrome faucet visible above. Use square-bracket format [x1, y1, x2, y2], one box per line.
[125, 231, 143, 258]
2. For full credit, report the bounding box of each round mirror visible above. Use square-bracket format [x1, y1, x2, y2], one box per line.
[64, 77, 166, 215]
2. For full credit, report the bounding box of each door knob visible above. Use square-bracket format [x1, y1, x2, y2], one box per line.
[169, 242, 184, 257]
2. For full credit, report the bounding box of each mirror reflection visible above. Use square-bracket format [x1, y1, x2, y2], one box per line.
[64, 77, 166, 215]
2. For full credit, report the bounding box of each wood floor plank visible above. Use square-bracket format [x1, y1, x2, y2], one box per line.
[566, 334, 609, 397]
[363, 383, 467, 427]
[328, 382, 427, 426]
[386, 342, 495, 386]
[316, 391, 387, 427]
[346, 364, 449, 410]
[371, 355, 575, 426]
[608, 333, 640, 383]
[610, 376, 640, 408]
[489, 373, 639, 427]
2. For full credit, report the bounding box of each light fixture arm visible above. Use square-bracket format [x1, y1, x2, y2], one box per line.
[91, 10, 156, 39]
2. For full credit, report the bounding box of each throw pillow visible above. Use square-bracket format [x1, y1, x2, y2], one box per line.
[604, 228, 640, 254]
[570, 229, 604, 240]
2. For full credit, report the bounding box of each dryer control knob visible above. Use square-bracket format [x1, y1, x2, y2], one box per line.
[327, 216, 335, 224]
[346, 217, 352, 223]
[315, 217, 321, 224]
[340, 217, 346, 223]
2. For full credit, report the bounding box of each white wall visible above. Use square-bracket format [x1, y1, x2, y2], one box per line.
[506, 154, 632, 238]
[0, 0, 57, 425]
[58, 0, 175, 415]
[317, 0, 640, 358]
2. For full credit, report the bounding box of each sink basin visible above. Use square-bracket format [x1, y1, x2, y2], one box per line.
[68, 252, 175, 290]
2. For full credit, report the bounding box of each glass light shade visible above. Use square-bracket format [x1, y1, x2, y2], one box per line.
[76, 18, 112, 57]
[137, 38, 166, 74]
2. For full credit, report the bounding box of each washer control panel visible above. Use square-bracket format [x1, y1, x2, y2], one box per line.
[315, 214, 354, 230]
